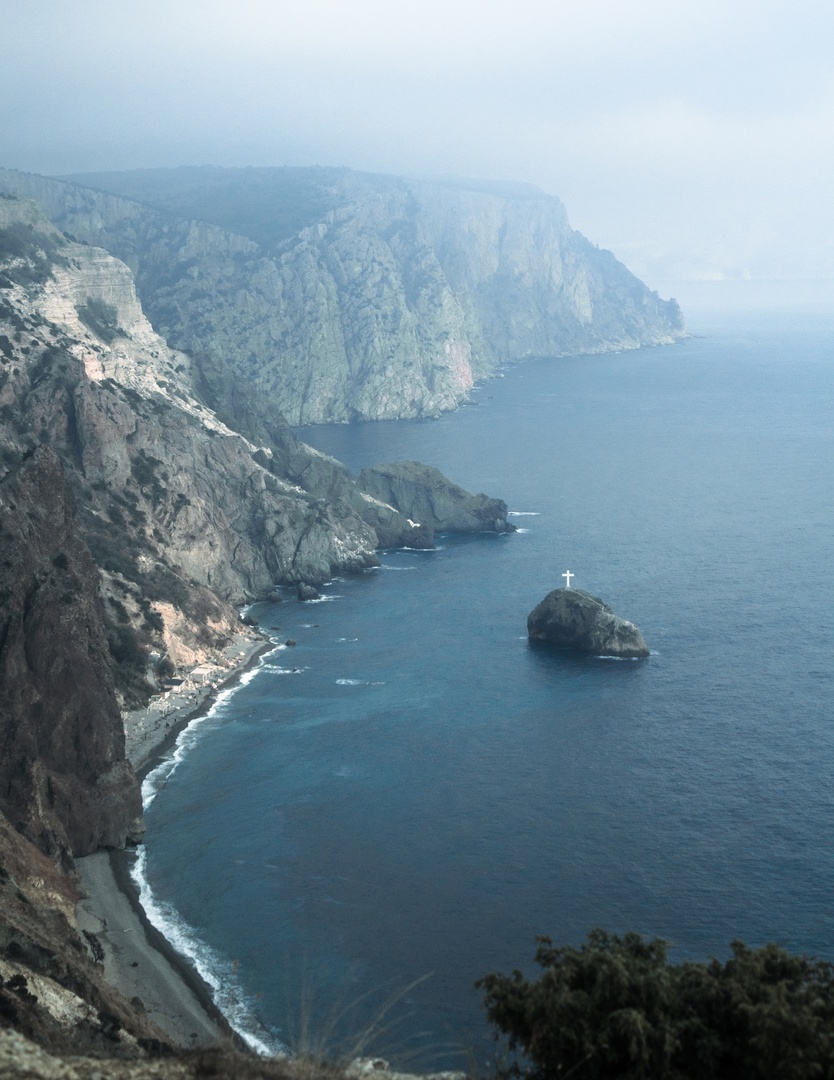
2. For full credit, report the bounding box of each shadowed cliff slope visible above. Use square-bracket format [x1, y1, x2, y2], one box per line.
[0, 448, 143, 861]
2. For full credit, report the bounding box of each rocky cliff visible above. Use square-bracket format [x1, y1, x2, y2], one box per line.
[0, 439, 187, 1056]
[0, 192, 467, 1075]
[0, 191, 515, 698]
[0, 193, 389, 703]
[0, 448, 144, 861]
[0, 167, 684, 430]
[359, 461, 515, 536]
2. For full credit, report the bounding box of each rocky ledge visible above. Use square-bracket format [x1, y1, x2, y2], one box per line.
[359, 461, 515, 538]
[527, 587, 649, 658]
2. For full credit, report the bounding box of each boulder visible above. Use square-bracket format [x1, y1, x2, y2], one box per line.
[527, 587, 649, 658]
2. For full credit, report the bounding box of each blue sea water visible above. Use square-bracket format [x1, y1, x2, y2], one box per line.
[138, 307, 834, 1066]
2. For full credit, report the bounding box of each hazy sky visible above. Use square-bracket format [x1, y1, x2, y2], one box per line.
[2, 0, 832, 288]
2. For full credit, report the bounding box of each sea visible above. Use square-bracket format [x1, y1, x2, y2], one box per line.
[135, 285, 834, 1069]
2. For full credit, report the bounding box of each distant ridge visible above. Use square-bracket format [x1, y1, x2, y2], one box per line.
[1, 165, 684, 429]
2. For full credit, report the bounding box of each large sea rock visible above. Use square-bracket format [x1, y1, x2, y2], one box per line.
[527, 587, 649, 658]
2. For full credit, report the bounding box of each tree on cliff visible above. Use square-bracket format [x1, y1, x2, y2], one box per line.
[477, 930, 834, 1079]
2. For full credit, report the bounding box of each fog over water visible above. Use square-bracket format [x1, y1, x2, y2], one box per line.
[2, 0, 833, 291]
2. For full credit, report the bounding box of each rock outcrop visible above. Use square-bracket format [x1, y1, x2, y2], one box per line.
[360, 461, 515, 535]
[0, 167, 685, 429]
[0, 448, 144, 861]
[527, 587, 649, 658]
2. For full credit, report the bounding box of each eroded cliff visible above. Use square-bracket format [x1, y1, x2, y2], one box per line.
[0, 167, 684, 430]
[0, 195, 386, 700]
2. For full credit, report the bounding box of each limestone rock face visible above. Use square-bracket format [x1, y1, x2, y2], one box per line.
[0, 194, 380, 705]
[0, 167, 685, 428]
[0, 448, 143, 860]
[359, 461, 515, 534]
[527, 587, 649, 658]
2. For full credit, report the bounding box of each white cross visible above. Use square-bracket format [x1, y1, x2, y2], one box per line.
[562, 570, 574, 588]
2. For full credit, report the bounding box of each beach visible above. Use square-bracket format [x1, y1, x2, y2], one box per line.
[76, 631, 274, 1050]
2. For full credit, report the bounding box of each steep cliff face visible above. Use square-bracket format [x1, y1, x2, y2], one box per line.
[0, 168, 684, 429]
[0, 448, 143, 860]
[0, 194, 381, 705]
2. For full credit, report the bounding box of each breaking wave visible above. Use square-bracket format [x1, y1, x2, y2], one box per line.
[131, 847, 284, 1056]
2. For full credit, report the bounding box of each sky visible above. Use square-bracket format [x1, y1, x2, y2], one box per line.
[1, 0, 833, 291]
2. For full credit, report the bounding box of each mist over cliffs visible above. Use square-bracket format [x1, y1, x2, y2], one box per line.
[0, 167, 684, 432]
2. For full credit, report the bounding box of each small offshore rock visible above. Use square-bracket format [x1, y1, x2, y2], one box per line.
[527, 587, 649, 658]
[297, 583, 321, 601]
[285, 639, 297, 647]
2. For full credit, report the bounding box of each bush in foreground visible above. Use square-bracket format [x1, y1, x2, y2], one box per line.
[477, 930, 834, 1080]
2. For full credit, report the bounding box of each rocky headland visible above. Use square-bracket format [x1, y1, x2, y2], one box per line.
[0, 166, 684, 433]
[527, 587, 650, 658]
[359, 461, 515, 539]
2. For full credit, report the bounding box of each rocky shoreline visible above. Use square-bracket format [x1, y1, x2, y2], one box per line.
[122, 633, 273, 775]
[76, 632, 276, 1052]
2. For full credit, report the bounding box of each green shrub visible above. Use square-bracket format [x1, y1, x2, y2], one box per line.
[477, 931, 834, 1080]
[76, 297, 125, 344]
[130, 449, 165, 503]
[84, 524, 140, 581]
[0, 224, 63, 286]
[105, 619, 151, 707]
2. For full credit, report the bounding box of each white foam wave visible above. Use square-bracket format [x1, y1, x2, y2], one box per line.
[594, 654, 644, 661]
[130, 848, 284, 1056]
[514, 528, 530, 534]
[305, 595, 341, 603]
[380, 564, 417, 570]
[335, 637, 359, 642]
[336, 678, 365, 685]
[140, 647, 277, 811]
[508, 511, 541, 516]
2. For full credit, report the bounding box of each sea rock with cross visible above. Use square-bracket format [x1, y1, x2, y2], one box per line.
[527, 587, 650, 658]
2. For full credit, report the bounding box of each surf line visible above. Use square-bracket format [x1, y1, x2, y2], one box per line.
[131, 639, 285, 1054]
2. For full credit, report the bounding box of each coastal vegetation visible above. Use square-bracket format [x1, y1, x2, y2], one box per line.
[76, 296, 125, 343]
[479, 931, 834, 1079]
